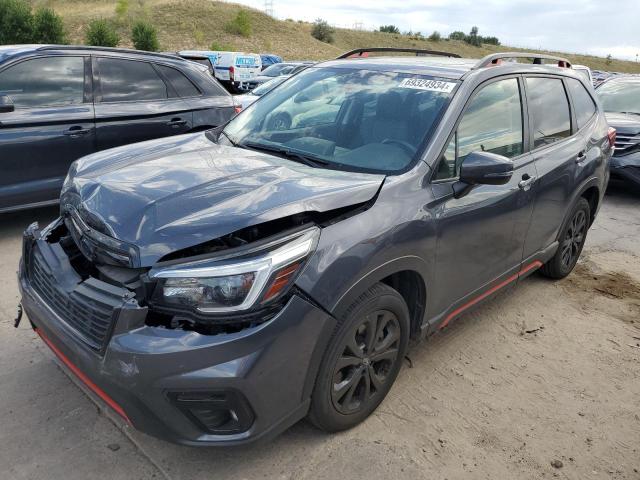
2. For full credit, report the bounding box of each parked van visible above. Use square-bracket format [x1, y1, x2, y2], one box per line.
[178, 51, 261, 92]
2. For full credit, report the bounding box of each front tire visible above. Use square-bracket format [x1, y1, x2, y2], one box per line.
[540, 197, 591, 279]
[308, 283, 410, 432]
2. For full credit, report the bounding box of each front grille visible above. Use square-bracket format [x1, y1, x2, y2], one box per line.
[30, 247, 125, 352]
[614, 132, 640, 155]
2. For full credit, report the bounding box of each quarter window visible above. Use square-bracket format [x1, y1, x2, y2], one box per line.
[97, 58, 167, 102]
[566, 78, 596, 129]
[526, 77, 571, 148]
[156, 65, 201, 98]
[0, 56, 84, 108]
[435, 78, 523, 180]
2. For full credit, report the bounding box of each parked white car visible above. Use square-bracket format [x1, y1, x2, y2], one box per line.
[234, 76, 288, 110]
[573, 65, 594, 87]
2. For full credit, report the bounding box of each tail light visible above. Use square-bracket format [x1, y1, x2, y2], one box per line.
[229, 65, 235, 81]
[608, 127, 617, 148]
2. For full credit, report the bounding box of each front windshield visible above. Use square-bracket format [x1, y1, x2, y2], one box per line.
[252, 77, 286, 96]
[222, 67, 457, 173]
[597, 78, 640, 114]
[262, 64, 294, 77]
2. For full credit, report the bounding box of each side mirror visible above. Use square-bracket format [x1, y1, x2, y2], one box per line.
[0, 94, 14, 113]
[460, 151, 513, 185]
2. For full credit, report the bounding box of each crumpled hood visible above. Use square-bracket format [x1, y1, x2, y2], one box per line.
[61, 132, 384, 266]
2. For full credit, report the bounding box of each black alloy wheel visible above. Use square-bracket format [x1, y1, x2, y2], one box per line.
[309, 282, 410, 432]
[561, 209, 587, 269]
[540, 197, 591, 279]
[331, 309, 401, 414]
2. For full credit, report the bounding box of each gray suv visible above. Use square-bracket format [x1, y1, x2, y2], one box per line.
[18, 48, 612, 446]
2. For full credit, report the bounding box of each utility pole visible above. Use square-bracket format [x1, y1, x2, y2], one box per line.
[264, 0, 274, 17]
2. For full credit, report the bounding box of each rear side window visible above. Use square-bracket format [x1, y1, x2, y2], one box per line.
[526, 77, 571, 148]
[0, 56, 84, 108]
[567, 78, 596, 129]
[97, 57, 167, 102]
[435, 78, 523, 180]
[156, 65, 200, 97]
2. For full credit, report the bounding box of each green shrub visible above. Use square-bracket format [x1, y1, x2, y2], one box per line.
[428, 31, 441, 42]
[115, 0, 129, 19]
[131, 20, 158, 51]
[0, 0, 33, 44]
[224, 10, 251, 37]
[85, 19, 119, 47]
[448, 30, 466, 41]
[379, 25, 399, 34]
[311, 18, 334, 43]
[32, 7, 66, 44]
[210, 41, 227, 51]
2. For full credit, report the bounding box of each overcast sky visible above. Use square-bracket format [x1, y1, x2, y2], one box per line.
[231, 0, 640, 61]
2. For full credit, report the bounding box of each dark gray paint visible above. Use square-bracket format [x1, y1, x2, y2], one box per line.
[19, 58, 611, 445]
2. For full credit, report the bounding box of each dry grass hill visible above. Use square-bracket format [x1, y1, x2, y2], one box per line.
[31, 0, 640, 73]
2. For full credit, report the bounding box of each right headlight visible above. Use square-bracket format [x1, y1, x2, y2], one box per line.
[149, 226, 320, 313]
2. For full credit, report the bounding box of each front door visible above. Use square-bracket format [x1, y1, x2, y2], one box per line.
[428, 76, 537, 323]
[0, 55, 95, 211]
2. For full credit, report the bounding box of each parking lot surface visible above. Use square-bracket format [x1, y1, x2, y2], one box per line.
[1, 185, 639, 480]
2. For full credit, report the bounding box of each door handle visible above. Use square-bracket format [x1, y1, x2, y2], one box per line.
[63, 126, 91, 137]
[518, 174, 536, 191]
[167, 118, 187, 127]
[575, 151, 586, 164]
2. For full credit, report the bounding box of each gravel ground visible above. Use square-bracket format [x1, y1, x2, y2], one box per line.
[1, 183, 639, 480]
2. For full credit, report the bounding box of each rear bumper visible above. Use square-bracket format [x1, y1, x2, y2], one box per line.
[19, 227, 335, 446]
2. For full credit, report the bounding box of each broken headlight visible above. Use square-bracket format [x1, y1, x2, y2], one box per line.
[150, 227, 319, 313]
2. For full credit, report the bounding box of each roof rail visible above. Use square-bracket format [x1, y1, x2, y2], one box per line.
[37, 45, 184, 61]
[336, 47, 461, 60]
[473, 52, 572, 69]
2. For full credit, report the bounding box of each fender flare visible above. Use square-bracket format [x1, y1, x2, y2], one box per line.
[557, 176, 601, 237]
[330, 255, 430, 322]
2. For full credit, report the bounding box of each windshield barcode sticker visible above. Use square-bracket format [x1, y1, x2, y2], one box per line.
[398, 78, 456, 92]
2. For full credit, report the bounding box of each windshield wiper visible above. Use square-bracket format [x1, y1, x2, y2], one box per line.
[219, 130, 239, 147]
[618, 111, 640, 116]
[241, 141, 331, 168]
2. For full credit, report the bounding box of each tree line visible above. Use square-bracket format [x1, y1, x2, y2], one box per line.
[380, 24, 500, 46]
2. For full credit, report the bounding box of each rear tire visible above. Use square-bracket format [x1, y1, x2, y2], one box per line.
[540, 197, 590, 279]
[308, 283, 410, 432]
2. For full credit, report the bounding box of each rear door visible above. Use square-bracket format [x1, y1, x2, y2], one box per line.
[93, 56, 193, 151]
[522, 75, 586, 258]
[428, 76, 537, 321]
[0, 55, 94, 211]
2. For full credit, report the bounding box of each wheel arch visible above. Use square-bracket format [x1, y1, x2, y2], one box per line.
[331, 256, 429, 339]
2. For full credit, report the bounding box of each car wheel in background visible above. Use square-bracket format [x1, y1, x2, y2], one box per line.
[308, 283, 410, 432]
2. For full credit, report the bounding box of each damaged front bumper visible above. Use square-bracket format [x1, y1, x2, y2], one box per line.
[19, 223, 335, 446]
[610, 152, 640, 187]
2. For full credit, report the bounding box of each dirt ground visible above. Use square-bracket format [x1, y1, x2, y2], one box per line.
[1, 183, 639, 480]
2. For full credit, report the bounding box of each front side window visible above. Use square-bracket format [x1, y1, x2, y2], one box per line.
[221, 67, 456, 174]
[526, 77, 571, 148]
[97, 57, 167, 102]
[0, 56, 84, 108]
[435, 78, 523, 180]
[567, 78, 596, 129]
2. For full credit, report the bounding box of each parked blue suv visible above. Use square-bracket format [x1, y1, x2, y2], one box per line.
[18, 48, 612, 446]
[0, 45, 237, 213]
